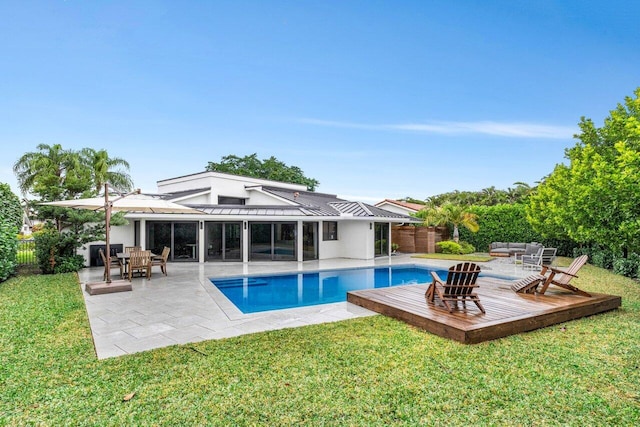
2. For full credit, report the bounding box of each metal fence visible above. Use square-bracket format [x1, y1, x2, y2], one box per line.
[17, 239, 38, 267]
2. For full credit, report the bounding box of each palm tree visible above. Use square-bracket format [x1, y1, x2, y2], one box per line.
[437, 202, 479, 242]
[13, 143, 85, 199]
[81, 148, 133, 194]
[413, 205, 441, 226]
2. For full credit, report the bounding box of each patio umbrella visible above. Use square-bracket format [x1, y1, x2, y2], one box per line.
[41, 184, 201, 293]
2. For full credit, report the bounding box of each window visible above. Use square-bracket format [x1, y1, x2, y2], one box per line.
[323, 221, 338, 241]
[218, 196, 246, 205]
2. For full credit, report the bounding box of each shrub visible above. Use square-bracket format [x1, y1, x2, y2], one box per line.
[34, 225, 84, 275]
[613, 254, 640, 279]
[459, 241, 475, 254]
[457, 204, 577, 256]
[54, 255, 85, 274]
[573, 247, 593, 259]
[0, 183, 22, 229]
[0, 183, 22, 281]
[437, 240, 463, 254]
[591, 249, 617, 270]
[0, 219, 18, 281]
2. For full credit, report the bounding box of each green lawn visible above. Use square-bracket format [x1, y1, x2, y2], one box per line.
[1, 260, 639, 425]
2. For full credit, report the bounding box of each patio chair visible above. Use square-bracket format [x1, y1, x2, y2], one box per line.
[522, 247, 557, 271]
[425, 262, 485, 314]
[538, 255, 591, 297]
[128, 250, 152, 281]
[99, 248, 123, 280]
[124, 246, 141, 253]
[151, 246, 170, 276]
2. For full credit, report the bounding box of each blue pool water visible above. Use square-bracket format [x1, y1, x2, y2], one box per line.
[211, 264, 447, 314]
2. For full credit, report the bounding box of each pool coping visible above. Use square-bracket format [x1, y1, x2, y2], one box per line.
[78, 255, 530, 359]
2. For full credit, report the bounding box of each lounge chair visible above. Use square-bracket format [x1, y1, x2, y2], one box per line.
[425, 262, 485, 314]
[538, 254, 591, 297]
[511, 254, 590, 296]
[151, 246, 170, 276]
[98, 248, 123, 280]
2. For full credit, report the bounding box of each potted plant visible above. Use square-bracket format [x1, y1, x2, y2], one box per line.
[391, 243, 400, 255]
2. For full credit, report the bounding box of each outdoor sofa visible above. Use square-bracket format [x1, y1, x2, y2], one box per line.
[489, 242, 542, 257]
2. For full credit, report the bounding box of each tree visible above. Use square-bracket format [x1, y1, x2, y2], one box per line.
[423, 183, 532, 207]
[206, 153, 320, 191]
[81, 148, 133, 194]
[13, 143, 90, 201]
[438, 202, 480, 242]
[415, 202, 479, 242]
[13, 144, 134, 270]
[412, 205, 440, 226]
[527, 87, 640, 256]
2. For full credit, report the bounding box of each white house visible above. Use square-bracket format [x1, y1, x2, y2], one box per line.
[81, 171, 419, 266]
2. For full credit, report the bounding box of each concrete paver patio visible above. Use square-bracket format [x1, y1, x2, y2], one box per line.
[78, 254, 528, 359]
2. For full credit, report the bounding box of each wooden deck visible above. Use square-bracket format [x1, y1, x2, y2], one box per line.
[347, 277, 621, 344]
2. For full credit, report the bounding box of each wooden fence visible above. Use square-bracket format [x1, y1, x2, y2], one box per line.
[391, 226, 449, 253]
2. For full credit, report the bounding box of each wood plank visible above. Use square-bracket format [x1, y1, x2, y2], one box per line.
[347, 280, 621, 344]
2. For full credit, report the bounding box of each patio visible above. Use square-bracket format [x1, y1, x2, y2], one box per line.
[79, 255, 545, 359]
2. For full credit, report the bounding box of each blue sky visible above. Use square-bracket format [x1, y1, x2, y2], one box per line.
[1, 1, 638, 202]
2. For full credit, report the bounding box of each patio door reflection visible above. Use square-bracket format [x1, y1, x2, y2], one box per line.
[374, 222, 390, 256]
[249, 222, 296, 261]
[146, 221, 198, 262]
[303, 222, 318, 261]
[205, 222, 242, 261]
[174, 223, 198, 261]
[147, 222, 171, 258]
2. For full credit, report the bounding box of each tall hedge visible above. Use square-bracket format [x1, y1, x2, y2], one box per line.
[458, 204, 577, 256]
[0, 183, 23, 281]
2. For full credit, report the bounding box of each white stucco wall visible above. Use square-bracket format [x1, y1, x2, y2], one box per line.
[157, 171, 307, 206]
[315, 220, 373, 260]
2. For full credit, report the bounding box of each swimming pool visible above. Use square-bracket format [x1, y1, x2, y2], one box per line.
[211, 264, 446, 314]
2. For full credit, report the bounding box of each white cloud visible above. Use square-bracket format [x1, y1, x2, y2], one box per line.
[297, 118, 576, 139]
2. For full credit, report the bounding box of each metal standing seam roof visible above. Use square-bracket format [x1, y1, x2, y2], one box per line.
[147, 185, 418, 221]
[186, 205, 335, 217]
[261, 187, 418, 220]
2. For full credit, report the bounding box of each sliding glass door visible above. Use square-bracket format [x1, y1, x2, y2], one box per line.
[374, 222, 390, 256]
[146, 221, 198, 262]
[250, 222, 297, 261]
[303, 222, 318, 261]
[205, 222, 242, 261]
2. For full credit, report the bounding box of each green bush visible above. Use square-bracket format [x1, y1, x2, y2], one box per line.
[613, 254, 640, 279]
[573, 247, 593, 259]
[0, 183, 22, 282]
[0, 219, 18, 281]
[458, 204, 577, 256]
[54, 255, 85, 274]
[459, 241, 475, 254]
[437, 240, 462, 254]
[591, 249, 617, 270]
[33, 226, 84, 274]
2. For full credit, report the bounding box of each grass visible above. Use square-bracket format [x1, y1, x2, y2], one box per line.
[1, 259, 639, 425]
[412, 253, 494, 262]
